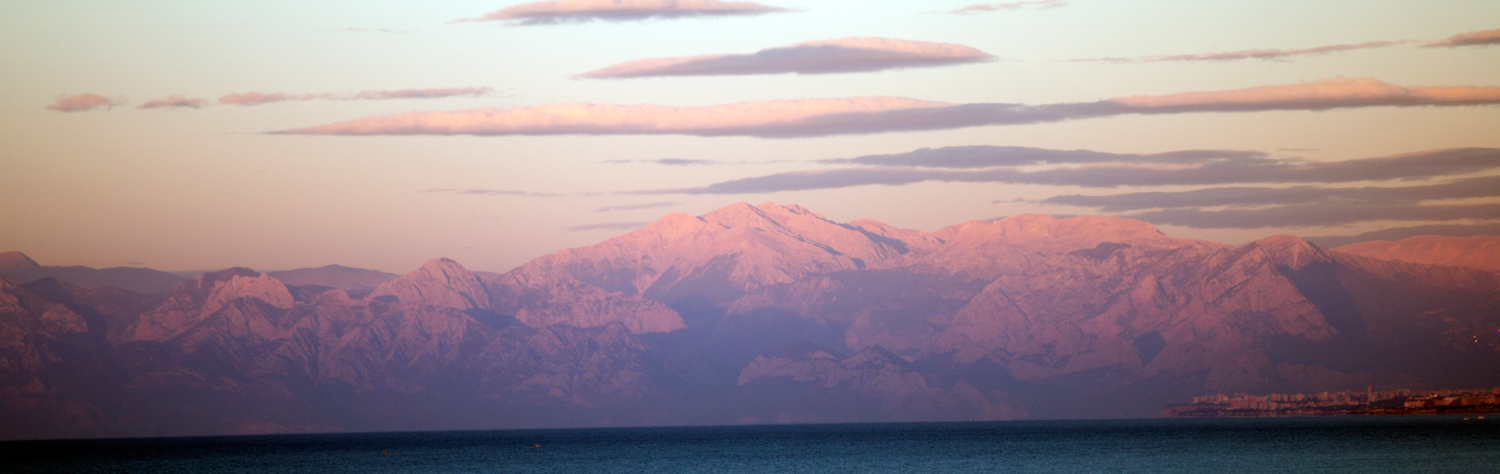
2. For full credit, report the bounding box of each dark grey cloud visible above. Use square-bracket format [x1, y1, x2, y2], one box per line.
[595, 201, 678, 212]
[1307, 223, 1500, 247]
[1042, 175, 1500, 212]
[821, 146, 1260, 169]
[568, 221, 653, 232]
[1424, 28, 1500, 48]
[644, 147, 1500, 194]
[577, 38, 993, 78]
[1128, 203, 1500, 229]
[1078, 41, 1404, 63]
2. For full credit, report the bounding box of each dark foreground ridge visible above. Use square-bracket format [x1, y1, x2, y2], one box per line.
[1165, 388, 1500, 417]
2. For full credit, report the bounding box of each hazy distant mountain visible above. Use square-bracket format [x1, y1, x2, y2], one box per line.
[1, 203, 1497, 440]
[0, 252, 185, 294]
[1332, 235, 1500, 273]
[265, 265, 398, 294]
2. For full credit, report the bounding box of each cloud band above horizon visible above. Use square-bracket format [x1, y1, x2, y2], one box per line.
[454, 0, 792, 25]
[577, 37, 994, 78]
[277, 78, 1500, 137]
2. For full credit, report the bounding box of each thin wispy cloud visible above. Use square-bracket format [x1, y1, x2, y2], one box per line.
[453, 0, 793, 26]
[595, 201, 678, 212]
[630, 147, 1500, 194]
[1041, 176, 1500, 212]
[1079, 41, 1405, 63]
[324, 27, 415, 34]
[1424, 27, 1500, 48]
[45, 93, 122, 112]
[943, 0, 1067, 15]
[420, 188, 599, 198]
[351, 87, 492, 100]
[1127, 203, 1500, 229]
[577, 38, 993, 78]
[278, 78, 1500, 137]
[138, 95, 210, 109]
[219, 87, 490, 106]
[568, 221, 653, 231]
[1309, 223, 1500, 247]
[219, 92, 331, 106]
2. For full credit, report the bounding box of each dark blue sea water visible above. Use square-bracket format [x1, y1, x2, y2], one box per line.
[5, 417, 1498, 473]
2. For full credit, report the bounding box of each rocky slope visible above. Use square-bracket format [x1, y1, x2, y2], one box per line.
[1, 202, 1497, 439]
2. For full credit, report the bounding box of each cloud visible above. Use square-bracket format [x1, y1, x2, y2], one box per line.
[568, 221, 653, 231]
[1079, 41, 1404, 63]
[596, 201, 678, 212]
[1041, 175, 1500, 212]
[351, 87, 492, 100]
[577, 37, 993, 78]
[45, 93, 122, 112]
[1307, 223, 1500, 248]
[454, 0, 792, 26]
[635, 147, 1500, 194]
[138, 95, 209, 109]
[325, 27, 415, 34]
[219, 87, 490, 105]
[943, 0, 1067, 15]
[277, 78, 1500, 137]
[1126, 203, 1500, 229]
[420, 188, 591, 198]
[1425, 28, 1500, 48]
[219, 92, 330, 106]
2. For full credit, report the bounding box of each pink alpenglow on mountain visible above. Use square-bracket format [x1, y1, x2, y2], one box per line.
[1334, 235, 1500, 273]
[368, 258, 491, 310]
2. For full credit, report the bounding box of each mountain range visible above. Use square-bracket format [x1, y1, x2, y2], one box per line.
[1, 202, 1497, 439]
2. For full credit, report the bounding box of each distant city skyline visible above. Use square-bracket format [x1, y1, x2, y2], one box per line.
[2, 0, 1497, 273]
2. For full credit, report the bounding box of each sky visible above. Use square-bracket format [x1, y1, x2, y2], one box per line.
[1, 0, 1497, 274]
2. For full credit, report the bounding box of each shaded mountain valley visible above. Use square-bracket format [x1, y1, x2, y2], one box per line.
[2, 202, 1498, 439]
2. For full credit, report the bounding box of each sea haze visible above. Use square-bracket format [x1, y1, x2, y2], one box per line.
[6, 417, 1500, 473]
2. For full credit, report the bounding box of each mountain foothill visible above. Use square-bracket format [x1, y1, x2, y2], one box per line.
[1, 202, 1498, 439]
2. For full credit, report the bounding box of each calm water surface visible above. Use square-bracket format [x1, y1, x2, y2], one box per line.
[5, 417, 1498, 473]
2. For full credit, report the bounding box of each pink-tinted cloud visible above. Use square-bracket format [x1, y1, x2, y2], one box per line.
[1080, 41, 1404, 62]
[944, 0, 1066, 15]
[350, 87, 492, 100]
[218, 92, 331, 106]
[138, 95, 209, 109]
[277, 78, 1500, 138]
[276, 97, 952, 136]
[577, 37, 994, 78]
[1425, 28, 1500, 47]
[454, 0, 792, 26]
[45, 93, 122, 112]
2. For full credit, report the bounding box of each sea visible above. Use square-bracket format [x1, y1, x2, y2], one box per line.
[5, 416, 1498, 473]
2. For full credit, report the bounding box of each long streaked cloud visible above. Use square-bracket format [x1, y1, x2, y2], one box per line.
[1079, 41, 1405, 63]
[45, 93, 122, 112]
[350, 87, 492, 100]
[219, 87, 490, 106]
[219, 92, 332, 106]
[633, 147, 1500, 194]
[943, 0, 1066, 15]
[454, 0, 792, 26]
[138, 95, 209, 109]
[577, 37, 993, 78]
[1308, 223, 1500, 248]
[1425, 28, 1500, 48]
[596, 201, 678, 212]
[568, 221, 653, 231]
[276, 78, 1500, 137]
[1042, 176, 1500, 211]
[1127, 203, 1500, 229]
